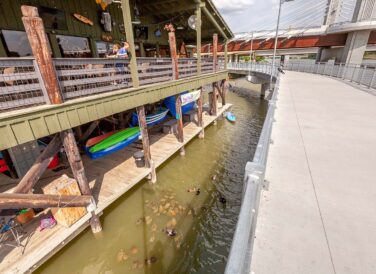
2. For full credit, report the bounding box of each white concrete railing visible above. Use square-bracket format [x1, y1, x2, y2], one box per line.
[225, 76, 280, 274]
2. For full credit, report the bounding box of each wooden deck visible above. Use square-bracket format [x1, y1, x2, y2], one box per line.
[0, 103, 231, 274]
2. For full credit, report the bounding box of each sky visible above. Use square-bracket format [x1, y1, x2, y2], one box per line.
[212, 0, 328, 33]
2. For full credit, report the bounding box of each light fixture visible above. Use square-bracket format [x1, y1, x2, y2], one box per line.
[188, 15, 196, 30]
[132, 1, 141, 25]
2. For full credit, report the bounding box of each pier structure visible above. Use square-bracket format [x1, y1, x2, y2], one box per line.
[0, 0, 233, 272]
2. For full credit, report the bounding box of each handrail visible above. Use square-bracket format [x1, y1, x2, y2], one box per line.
[225, 76, 280, 274]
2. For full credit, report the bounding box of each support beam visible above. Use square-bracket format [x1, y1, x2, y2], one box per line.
[197, 88, 205, 139]
[0, 193, 92, 210]
[79, 121, 99, 143]
[61, 129, 102, 233]
[196, 3, 202, 75]
[121, 0, 140, 87]
[21, 6, 63, 104]
[12, 135, 62, 194]
[168, 29, 179, 80]
[224, 40, 228, 70]
[136, 106, 156, 183]
[175, 95, 185, 156]
[213, 34, 218, 72]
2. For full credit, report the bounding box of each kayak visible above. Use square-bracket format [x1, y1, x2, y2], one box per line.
[89, 127, 140, 153]
[86, 132, 141, 160]
[86, 130, 120, 148]
[131, 108, 170, 127]
[226, 112, 236, 122]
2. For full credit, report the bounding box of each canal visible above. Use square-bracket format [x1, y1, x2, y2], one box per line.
[36, 79, 267, 274]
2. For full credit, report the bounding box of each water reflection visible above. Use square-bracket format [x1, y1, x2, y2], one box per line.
[36, 79, 267, 274]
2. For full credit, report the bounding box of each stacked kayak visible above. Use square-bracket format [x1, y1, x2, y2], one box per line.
[131, 107, 170, 127]
[85, 127, 141, 159]
[226, 112, 236, 122]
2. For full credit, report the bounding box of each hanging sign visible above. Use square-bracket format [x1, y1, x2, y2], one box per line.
[180, 90, 201, 106]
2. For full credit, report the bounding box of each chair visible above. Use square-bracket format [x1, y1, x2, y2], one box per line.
[0, 216, 26, 250]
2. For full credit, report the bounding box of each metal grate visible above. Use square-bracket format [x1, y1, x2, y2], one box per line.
[0, 58, 48, 112]
[137, 58, 173, 85]
[54, 58, 133, 100]
[178, 58, 198, 78]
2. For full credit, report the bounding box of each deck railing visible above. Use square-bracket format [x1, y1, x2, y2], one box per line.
[0, 57, 216, 112]
[225, 76, 280, 274]
[0, 58, 49, 111]
[227, 62, 279, 78]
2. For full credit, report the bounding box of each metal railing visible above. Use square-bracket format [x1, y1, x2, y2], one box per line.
[283, 61, 376, 89]
[228, 62, 279, 78]
[225, 77, 280, 274]
[0, 58, 49, 111]
[0, 57, 218, 112]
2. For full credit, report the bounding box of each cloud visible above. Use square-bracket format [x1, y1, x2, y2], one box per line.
[212, 0, 255, 14]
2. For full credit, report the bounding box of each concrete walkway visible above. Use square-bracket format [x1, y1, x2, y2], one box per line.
[252, 71, 376, 274]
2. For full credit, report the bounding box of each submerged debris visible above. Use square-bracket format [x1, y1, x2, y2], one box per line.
[116, 249, 128, 262]
[130, 246, 139, 255]
[212, 174, 217, 181]
[145, 256, 158, 265]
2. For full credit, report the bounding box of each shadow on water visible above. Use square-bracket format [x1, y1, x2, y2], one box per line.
[36, 78, 267, 274]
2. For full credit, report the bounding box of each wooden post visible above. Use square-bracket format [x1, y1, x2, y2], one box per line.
[21, 6, 63, 104]
[79, 121, 99, 143]
[224, 40, 228, 70]
[209, 34, 218, 116]
[167, 27, 185, 155]
[136, 106, 156, 183]
[61, 129, 102, 233]
[0, 193, 92, 209]
[197, 88, 205, 139]
[121, 0, 140, 87]
[221, 80, 226, 106]
[168, 31, 179, 80]
[176, 95, 185, 156]
[213, 33, 218, 72]
[196, 3, 202, 75]
[13, 135, 62, 194]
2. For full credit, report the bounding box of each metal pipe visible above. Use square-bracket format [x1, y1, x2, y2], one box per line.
[270, 0, 283, 88]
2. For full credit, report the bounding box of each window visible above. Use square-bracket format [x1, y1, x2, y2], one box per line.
[56, 35, 92, 58]
[1, 30, 32, 57]
[96, 41, 114, 57]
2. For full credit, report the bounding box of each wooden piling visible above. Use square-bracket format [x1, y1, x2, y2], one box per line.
[169, 30, 179, 80]
[209, 34, 219, 116]
[197, 88, 205, 139]
[136, 106, 157, 183]
[21, 6, 63, 104]
[60, 129, 102, 233]
[175, 95, 185, 156]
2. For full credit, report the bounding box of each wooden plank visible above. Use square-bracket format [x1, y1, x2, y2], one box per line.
[0, 193, 92, 209]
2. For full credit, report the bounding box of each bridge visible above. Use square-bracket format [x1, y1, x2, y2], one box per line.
[206, 0, 376, 66]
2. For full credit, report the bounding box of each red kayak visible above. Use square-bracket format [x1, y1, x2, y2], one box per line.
[86, 130, 120, 148]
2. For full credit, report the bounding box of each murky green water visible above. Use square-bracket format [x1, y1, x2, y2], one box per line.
[36, 80, 267, 274]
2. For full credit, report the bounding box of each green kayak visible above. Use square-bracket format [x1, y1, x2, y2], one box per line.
[89, 127, 140, 153]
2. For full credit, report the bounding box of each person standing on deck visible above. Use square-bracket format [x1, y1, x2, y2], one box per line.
[117, 42, 129, 58]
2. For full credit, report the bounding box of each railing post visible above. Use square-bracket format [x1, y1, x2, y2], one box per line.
[337, 63, 342, 78]
[196, 3, 202, 75]
[368, 68, 376, 89]
[351, 65, 357, 82]
[330, 62, 335, 77]
[21, 6, 63, 104]
[121, 0, 139, 87]
[359, 65, 366, 85]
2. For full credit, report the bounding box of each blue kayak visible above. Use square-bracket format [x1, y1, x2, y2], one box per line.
[226, 112, 236, 122]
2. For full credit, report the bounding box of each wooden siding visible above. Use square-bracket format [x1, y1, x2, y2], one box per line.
[0, 70, 228, 150]
[0, 0, 170, 57]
